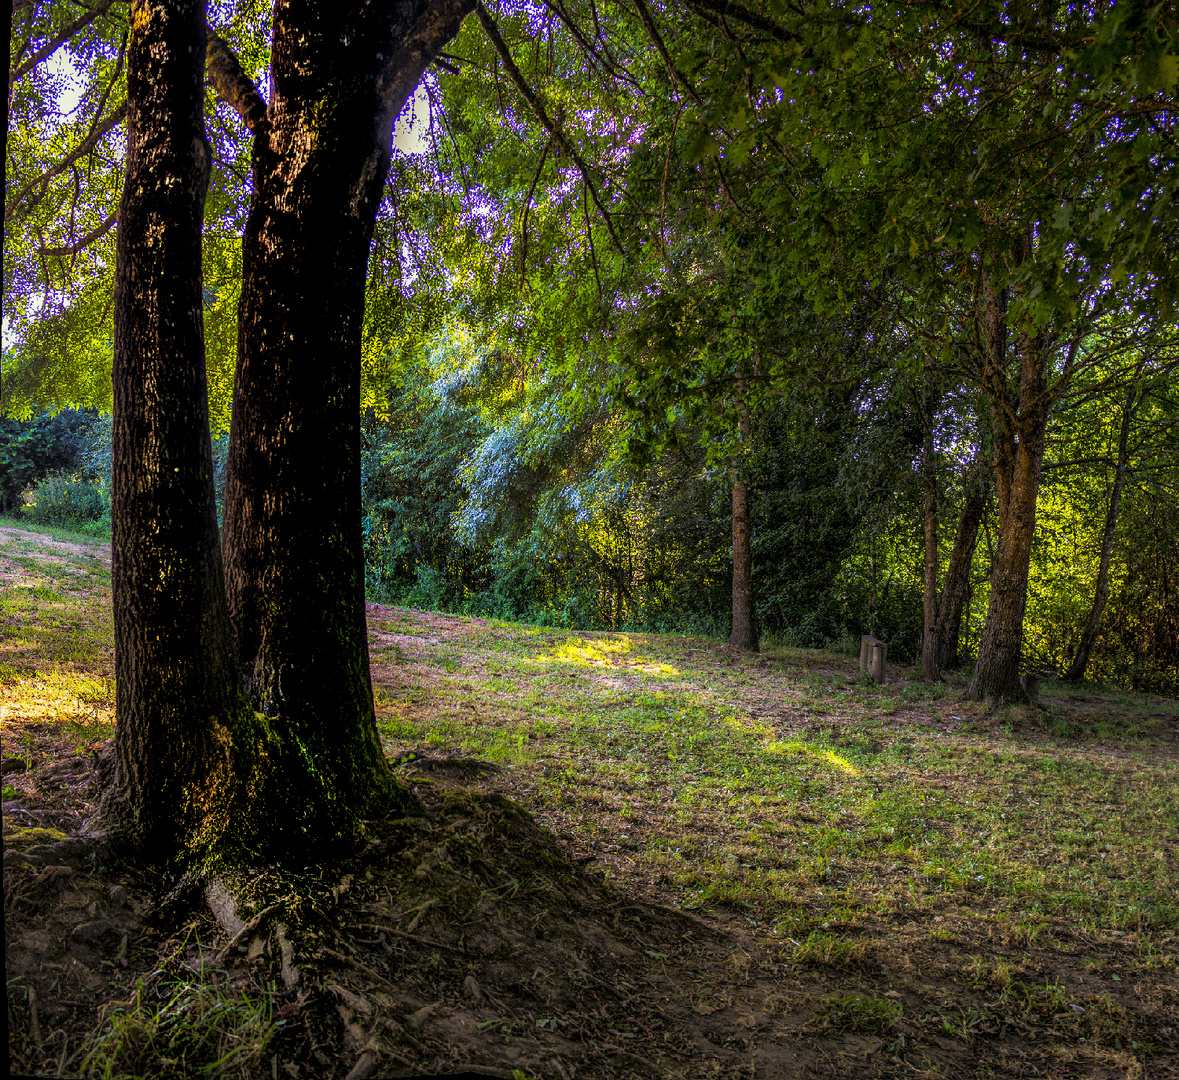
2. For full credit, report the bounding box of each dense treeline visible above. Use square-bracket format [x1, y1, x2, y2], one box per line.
[4, 0, 1177, 711]
[346, 333, 1179, 693]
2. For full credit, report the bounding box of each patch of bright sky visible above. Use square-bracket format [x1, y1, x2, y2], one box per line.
[393, 85, 430, 156]
[44, 46, 86, 116]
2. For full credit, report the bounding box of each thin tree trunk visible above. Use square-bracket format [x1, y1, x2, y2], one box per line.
[731, 477, 755, 649]
[1065, 387, 1136, 682]
[730, 362, 755, 650]
[933, 454, 987, 671]
[104, 0, 257, 861]
[969, 315, 1050, 704]
[868, 531, 877, 634]
[921, 387, 939, 681]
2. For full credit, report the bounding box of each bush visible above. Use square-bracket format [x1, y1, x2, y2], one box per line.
[0, 408, 95, 511]
[22, 471, 108, 528]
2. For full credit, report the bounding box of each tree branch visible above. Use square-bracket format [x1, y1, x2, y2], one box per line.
[4, 103, 127, 223]
[475, 0, 626, 257]
[520, 137, 551, 285]
[8, 0, 117, 86]
[206, 26, 269, 134]
[376, 0, 477, 150]
[40, 209, 118, 257]
[629, 0, 701, 105]
[683, 0, 799, 45]
[542, 0, 641, 89]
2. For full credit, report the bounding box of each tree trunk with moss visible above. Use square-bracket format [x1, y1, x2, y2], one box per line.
[220, 0, 472, 834]
[105, 0, 479, 864]
[104, 0, 261, 863]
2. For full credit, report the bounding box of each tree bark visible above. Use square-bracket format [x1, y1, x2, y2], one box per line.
[730, 363, 755, 650]
[932, 453, 987, 671]
[1065, 387, 1136, 682]
[920, 386, 939, 681]
[730, 476, 755, 649]
[221, 0, 470, 834]
[103, 0, 258, 862]
[969, 300, 1050, 703]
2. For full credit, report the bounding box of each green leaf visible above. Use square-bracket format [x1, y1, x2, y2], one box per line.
[1137, 50, 1179, 92]
[683, 125, 719, 164]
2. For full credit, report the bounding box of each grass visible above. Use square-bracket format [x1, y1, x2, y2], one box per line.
[4, 521, 1179, 1077]
[0, 519, 115, 763]
[77, 971, 282, 1080]
[366, 611, 1179, 945]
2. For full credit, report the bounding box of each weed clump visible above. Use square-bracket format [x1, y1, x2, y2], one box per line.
[815, 992, 902, 1034]
[78, 974, 282, 1079]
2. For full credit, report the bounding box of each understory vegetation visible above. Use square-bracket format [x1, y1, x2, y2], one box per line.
[356, 355, 1179, 694]
[3, 522, 1177, 1078]
[6, 372, 1176, 697]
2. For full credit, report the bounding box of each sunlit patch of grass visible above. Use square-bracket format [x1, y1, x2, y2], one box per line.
[1, 670, 115, 728]
[536, 634, 679, 675]
[0, 527, 115, 773]
[765, 739, 861, 776]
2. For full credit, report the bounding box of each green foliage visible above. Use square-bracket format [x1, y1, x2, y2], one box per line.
[79, 973, 281, 1080]
[7, 0, 1177, 692]
[0, 408, 98, 511]
[21, 471, 108, 530]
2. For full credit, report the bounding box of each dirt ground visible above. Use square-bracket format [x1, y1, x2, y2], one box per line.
[4, 733, 1176, 1079]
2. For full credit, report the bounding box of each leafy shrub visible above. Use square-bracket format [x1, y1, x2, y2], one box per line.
[404, 565, 451, 610]
[22, 471, 108, 528]
[0, 408, 95, 512]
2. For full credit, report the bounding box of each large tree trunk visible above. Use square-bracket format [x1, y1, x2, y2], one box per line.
[969, 301, 1050, 703]
[921, 388, 939, 681]
[221, 0, 470, 835]
[933, 454, 987, 671]
[1065, 387, 1136, 682]
[104, 0, 259, 862]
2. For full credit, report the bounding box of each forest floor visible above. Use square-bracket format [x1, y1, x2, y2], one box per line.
[3, 519, 1179, 1080]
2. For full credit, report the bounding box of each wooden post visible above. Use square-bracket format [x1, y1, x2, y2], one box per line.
[860, 634, 887, 684]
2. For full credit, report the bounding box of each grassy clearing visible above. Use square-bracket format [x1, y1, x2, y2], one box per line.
[369, 616, 1179, 946]
[0, 521, 115, 778]
[4, 522, 1178, 1077]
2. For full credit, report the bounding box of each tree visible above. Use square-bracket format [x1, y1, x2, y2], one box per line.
[216, 0, 474, 839]
[9, 0, 487, 866]
[103, 0, 263, 862]
[1052, 346, 1179, 682]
